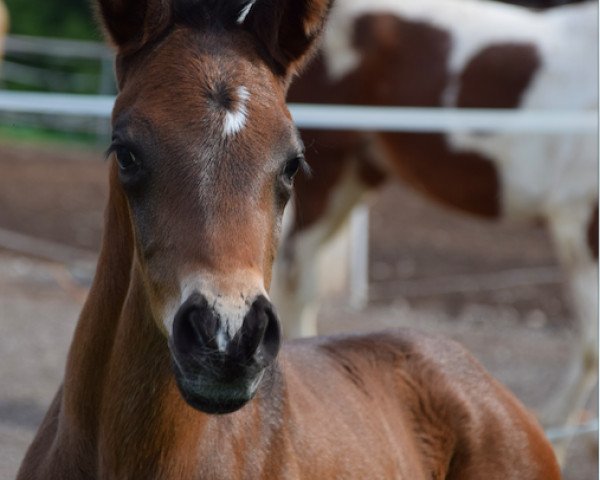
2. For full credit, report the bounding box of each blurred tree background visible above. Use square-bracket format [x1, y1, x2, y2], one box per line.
[5, 0, 99, 40]
[0, 1, 113, 144]
[2, 0, 110, 95]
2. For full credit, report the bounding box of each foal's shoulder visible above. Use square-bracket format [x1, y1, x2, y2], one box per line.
[292, 328, 476, 372]
[304, 328, 518, 403]
[295, 329, 560, 479]
[284, 328, 490, 396]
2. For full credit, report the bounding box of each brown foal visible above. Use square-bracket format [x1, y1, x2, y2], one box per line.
[17, 1, 560, 478]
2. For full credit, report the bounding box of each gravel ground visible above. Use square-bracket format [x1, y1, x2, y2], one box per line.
[0, 142, 596, 478]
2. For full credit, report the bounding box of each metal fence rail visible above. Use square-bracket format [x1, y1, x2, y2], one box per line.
[4, 34, 110, 60]
[0, 90, 597, 133]
[1, 35, 116, 97]
[1, 61, 101, 91]
[545, 419, 599, 442]
[0, 91, 114, 117]
[291, 104, 598, 134]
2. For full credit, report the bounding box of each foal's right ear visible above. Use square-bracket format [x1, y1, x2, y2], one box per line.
[243, 0, 334, 77]
[94, 0, 172, 52]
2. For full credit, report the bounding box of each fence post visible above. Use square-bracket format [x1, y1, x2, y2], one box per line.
[349, 204, 369, 309]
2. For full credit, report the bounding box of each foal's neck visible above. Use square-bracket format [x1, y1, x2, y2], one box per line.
[60, 177, 206, 475]
[62, 177, 137, 440]
[98, 265, 205, 475]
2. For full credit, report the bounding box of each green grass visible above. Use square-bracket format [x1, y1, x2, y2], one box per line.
[0, 123, 106, 148]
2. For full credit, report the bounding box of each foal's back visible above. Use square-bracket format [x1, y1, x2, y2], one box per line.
[280, 329, 560, 479]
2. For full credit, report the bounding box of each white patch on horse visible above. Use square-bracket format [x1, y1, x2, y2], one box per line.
[443, 1, 598, 218]
[237, 0, 257, 24]
[223, 86, 250, 137]
[324, 0, 545, 81]
[270, 161, 369, 337]
[323, 0, 597, 219]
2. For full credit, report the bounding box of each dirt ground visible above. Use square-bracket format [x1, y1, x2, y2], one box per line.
[0, 141, 597, 479]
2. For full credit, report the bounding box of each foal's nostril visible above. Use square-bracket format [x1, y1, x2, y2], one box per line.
[173, 293, 218, 354]
[173, 293, 281, 368]
[261, 303, 281, 361]
[230, 296, 281, 363]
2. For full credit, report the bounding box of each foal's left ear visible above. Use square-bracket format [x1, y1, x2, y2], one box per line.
[94, 0, 172, 53]
[242, 0, 333, 77]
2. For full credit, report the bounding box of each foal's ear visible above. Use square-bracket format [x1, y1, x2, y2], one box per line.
[243, 0, 333, 77]
[94, 0, 172, 52]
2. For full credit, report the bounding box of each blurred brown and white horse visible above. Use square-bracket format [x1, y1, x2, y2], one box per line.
[272, 0, 598, 434]
[17, 0, 559, 478]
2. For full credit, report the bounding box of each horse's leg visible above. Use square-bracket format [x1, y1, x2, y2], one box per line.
[271, 200, 355, 338]
[541, 202, 598, 463]
[271, 138, 386, 338]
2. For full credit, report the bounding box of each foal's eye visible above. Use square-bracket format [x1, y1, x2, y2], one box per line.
[115, 146, 139, 174]
[281, 155, 303, 186]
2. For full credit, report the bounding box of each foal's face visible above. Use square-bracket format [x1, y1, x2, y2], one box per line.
[98, 0, 332, 414]
[110, 28, 304, 413]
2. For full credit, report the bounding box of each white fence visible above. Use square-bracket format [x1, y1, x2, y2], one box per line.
[2, 35, 113, 92]
[0, 90, 596, 133]
[4, 35, 110, 59]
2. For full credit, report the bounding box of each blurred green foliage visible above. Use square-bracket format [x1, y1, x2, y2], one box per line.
[0, 123, 100, 146]
[5, 0, 100, 40]
[0, 1, 112, 144]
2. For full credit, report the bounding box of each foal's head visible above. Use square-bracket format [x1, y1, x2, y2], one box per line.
[96, 0, 331, 414]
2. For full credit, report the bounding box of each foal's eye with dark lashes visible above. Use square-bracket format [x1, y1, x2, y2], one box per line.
[282, 155, 303, 185]
[115, 146, 139, 174]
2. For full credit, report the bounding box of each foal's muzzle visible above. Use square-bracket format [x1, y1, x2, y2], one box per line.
[170, 292, 281, 414]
